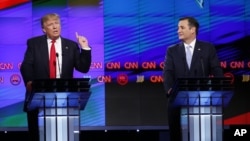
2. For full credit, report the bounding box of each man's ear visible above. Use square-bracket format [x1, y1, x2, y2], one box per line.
[191, 27, 195, 34]
[42, 28, 46, 33]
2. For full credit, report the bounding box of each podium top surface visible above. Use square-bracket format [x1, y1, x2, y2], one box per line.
[171, 77, 234, 106]
[27, 78, 91, 111]
[173, 77, 234, 91]
[32, 78, 91, 92]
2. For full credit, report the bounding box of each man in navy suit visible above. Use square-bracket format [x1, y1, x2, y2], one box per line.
[20, 13, 91, 141]
[163, 16, 223, 141]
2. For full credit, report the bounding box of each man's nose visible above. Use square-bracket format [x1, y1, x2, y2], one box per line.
[52, 24, 57, 28]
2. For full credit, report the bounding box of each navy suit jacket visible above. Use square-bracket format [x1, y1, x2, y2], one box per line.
[20, 35, 91, 110]
[163, 40, 223, 93]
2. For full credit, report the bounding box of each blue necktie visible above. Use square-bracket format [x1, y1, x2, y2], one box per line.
[186, 46, 192, 69]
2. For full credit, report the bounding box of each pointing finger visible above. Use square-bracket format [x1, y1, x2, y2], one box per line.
[75, 32, 79, 39]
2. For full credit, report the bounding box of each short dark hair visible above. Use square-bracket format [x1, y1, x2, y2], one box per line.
[179, 16, 199, 35]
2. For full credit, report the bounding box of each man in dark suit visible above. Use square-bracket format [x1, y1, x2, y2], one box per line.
[162, 16, 223, 141]
[20, 13, 91, 141]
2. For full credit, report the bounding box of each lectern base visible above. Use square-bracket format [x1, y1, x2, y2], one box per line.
[181, 106, 223, 141]
[39, 108, 80, 141]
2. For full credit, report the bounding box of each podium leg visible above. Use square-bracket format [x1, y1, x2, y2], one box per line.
[38, 107, 80, 141]
[181, 106, 223, 141]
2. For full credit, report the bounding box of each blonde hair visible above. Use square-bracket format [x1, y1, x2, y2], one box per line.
[41, 13, 60, 28]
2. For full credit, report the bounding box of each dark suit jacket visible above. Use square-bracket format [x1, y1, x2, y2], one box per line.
[20, 35, 91, 111]
[163, 40, 223, 93]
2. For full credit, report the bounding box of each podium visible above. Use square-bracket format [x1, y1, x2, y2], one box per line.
[26, 78, 91, 141]
[171, 77, 234, 141]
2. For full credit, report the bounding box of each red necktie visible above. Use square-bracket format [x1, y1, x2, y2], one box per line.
[49, 40, 56, 78]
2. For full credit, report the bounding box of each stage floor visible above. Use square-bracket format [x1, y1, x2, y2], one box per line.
[0, 129, 245, 141]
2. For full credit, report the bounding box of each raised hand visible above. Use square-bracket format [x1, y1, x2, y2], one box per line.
[75, 32, 89, 49]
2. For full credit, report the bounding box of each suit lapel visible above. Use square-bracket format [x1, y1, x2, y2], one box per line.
[179, 43, 189, 69]
[61, 38, 68, 77]
[40, 36, 50, 75]
[179, 43, 186, 59]
[190, 41, 202, 70]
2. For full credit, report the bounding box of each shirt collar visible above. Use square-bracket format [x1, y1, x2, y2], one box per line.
[47, 37, 61, 43]
[184, 38, 196, 48]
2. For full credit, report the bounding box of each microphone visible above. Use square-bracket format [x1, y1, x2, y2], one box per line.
[56, 53, 61, 77]
[200, 57, 205, 77]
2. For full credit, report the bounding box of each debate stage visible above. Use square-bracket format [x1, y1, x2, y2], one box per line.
[0, 128, 244, 141]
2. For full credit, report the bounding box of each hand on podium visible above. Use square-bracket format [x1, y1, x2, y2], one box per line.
[26, 81, 32, 93]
